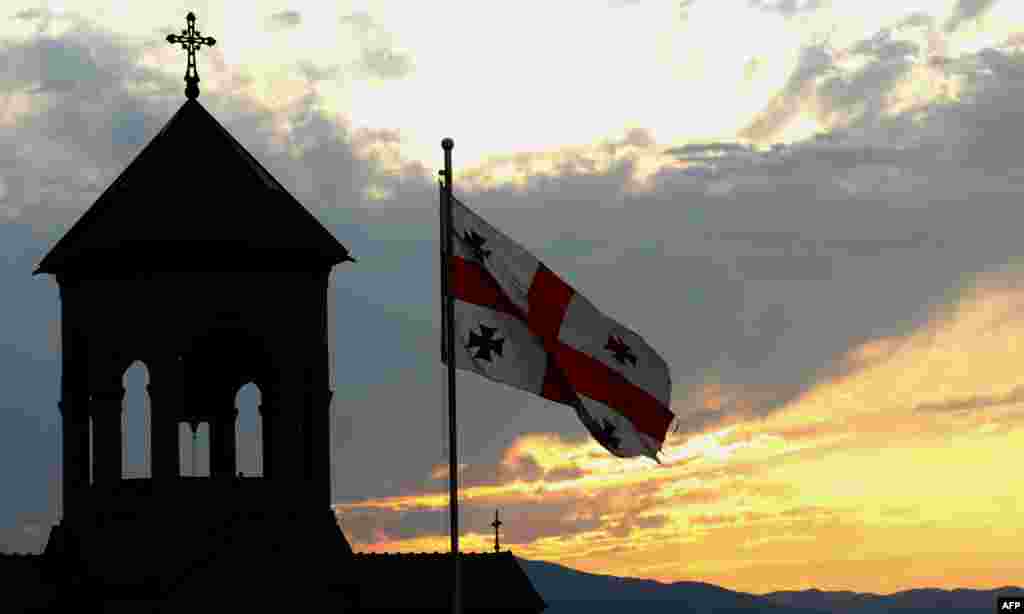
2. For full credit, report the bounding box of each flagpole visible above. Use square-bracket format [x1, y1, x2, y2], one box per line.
[440, 137, 462, 614]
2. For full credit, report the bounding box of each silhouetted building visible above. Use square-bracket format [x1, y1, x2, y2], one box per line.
[21, 12, 548, 614]
[33, 38, 357, 612]
[2, 552, 58, 612]
[353, 551, 547, 613]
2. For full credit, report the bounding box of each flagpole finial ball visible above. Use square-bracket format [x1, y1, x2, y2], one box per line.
[442, 138, 454, 150]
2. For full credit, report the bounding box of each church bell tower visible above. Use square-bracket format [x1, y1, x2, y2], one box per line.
[35, 13, 359, 611]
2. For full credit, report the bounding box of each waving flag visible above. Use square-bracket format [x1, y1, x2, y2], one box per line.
[442, 195, 675, 462]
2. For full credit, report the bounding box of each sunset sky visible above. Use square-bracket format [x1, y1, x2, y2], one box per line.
[2, 0, 1023, 596]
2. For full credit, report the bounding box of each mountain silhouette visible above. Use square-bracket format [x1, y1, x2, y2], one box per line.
[4, 550, 1021, 612]
[515, 556, 1022, 614]
[515, 556, 826, 613]
[764, 586, 1024, 613]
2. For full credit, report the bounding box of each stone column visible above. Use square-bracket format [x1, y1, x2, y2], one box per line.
[302, 372, 316, 482]
[148, 359, 182, 481]
[149, 387, 181, 481]
[264, 390, 302, 489]
[210, 408, 238, 478]
[316, 388, 334, 508]
[315, 275, 334, 508]
[258, 402, 276, 480]
[59, 398, 90, 518]
[58, 280, 90, 519]
[90, 384, 125, 487]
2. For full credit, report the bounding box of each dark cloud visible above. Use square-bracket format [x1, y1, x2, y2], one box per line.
[340, 11, 414, 80]
[426, 452, 545, 489]
[634, 513, 669, 529]
[739, 42, 835, 141]
[733, 254, 834, 282]
[676, 488, 723, 505]
[912, 386, 1024, 414]
[267, 10, 302, 30]
[810, 33, 919, 127]
[544, 465, 585, 482]
[748, 0, 828, 19]
[296, 61, 341, 83]
[849, 29, 920, 60]
[945, 0, 999, 33]
[344, 481, 674, 547]
[418, 451, 582, 495]
[900, 12, 935, 29]
[356, 47, 413, 80]
[339, 11, 375, 34]
[341, 497, 603, 547]
[665, 142, 755, 159]
[12, 8, 45, 21]
[688, 513, 736, 527]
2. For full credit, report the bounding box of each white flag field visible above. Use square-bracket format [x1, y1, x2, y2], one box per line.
[442, 195, 676, 463]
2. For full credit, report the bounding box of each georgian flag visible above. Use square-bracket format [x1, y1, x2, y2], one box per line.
[442, 195, 675, 462]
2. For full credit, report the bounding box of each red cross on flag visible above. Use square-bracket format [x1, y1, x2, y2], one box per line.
[442, 195, 675, 462]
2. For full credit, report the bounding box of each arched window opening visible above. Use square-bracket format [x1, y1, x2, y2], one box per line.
[122, 361, 151, 479]
[235, 382, 263, 477]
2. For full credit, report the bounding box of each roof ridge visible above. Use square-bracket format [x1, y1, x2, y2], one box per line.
[188, 100, 284, 194]
[32, 100, 191, 275]
[34, 98, 353, 275]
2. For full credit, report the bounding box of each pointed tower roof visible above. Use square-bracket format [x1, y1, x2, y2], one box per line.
[34, 97, 354, 275]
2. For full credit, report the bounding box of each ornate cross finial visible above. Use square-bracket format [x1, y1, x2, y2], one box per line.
[490, 509, 503, 553]
[166, 12, 216, 100]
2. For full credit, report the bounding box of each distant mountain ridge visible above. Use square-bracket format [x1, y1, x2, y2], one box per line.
[764, 586, 1024, 613]
[514, 556, 1022, 614]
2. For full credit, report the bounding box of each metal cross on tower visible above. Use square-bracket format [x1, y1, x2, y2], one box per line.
[166, 12, 217, 100]
[490, 509, 503, 553]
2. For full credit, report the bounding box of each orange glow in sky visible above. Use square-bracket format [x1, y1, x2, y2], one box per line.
[338, 274, 1024, 594]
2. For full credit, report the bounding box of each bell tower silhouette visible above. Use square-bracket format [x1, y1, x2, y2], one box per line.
[36, 12, 359, 611]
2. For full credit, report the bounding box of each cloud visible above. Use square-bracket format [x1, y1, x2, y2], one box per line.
[944, 0, 999, 33]
[747, 0, 828, 19]
[266, 10, 302, 30]
[1005, 32, 1024, 48]
[912, 385, 1024, 414]
[339, 11, 414, 81]
[665, 141, 756, 159]
[678, 0, 697, 22]
[739, 42, 835, 142]
[295, 60, 341, 84]
[901, 12, 936, 29]
[689, 513, 736, 527]
[342, 478, 674, 548]
[7, 5, 1024, 564]
[677, 488, 725, 505]
[356, 47, 413, 80]
[11, 8, 45, 21]
[545, 465, 586, 482]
